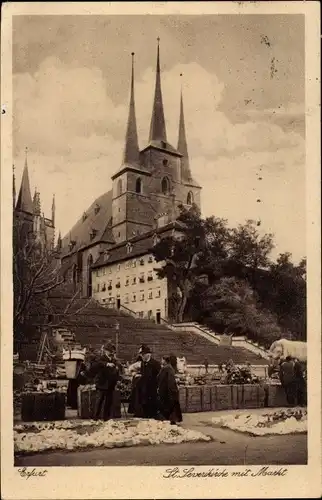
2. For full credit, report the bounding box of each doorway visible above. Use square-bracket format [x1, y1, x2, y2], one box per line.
[156, 311, 161, 324]
[116, 298, 121, 309]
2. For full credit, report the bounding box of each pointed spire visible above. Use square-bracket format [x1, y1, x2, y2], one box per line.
[56, 231, 62, 251]
[177, 75, 192, 181]
[13, 164, 16, 209]
[149, 38, 167, 143]
[33, 188, 41, 215]
[51, 194, 56, 226]
[123, 52, 140, 166]
[16, 147, 33, 213]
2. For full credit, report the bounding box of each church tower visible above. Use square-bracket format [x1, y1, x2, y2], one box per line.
[111, 53, 155, 243]
[111, 40, 202, 244]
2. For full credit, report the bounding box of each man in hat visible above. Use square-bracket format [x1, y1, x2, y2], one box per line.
[93, 343, 122, 420]
[138, 345, 161, 419]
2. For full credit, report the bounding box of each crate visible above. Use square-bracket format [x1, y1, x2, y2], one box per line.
[178, 386, 187, 413]
[186, 386, 202, 413]
[201, 385, 212, 411]
[213, 385, 232, 410]
[267, 385, 288, 407]
[21, 392, 66, 422]
[78, 389, 121, 419]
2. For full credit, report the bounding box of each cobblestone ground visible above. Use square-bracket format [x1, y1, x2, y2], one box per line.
[14, 410, 307, 467]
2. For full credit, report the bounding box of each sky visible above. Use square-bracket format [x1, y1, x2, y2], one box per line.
[13, 14, 305, 262]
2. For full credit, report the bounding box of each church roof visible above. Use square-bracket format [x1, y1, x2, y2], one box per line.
[61, 190, 114, 257]
[16, 155, 33, 214]
[123, 53, 140, 167]
[92, 220, 183, 268]
[141, 139, 182, 157]
[149, 39, 167, 143]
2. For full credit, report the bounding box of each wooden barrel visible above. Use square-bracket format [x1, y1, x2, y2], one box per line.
[21, 392, 66, 422]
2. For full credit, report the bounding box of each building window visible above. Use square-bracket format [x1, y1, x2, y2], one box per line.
[147, 271, 153, 282]
[132, 260, 136, 268]
[102, 282, 106, 292]
[161, 176, 170, 194]
[94, 204, 100, 215]
[125, 277, 129, 286]
[108, 280, 112, 290]
[117, 179, 122, 197]
[118, 232, 121, 238]
[187, 191, 194, 206]
[156, 288, 161, 298]
[125, 294, 129, 304]
[132, 277, 136, 285]
[148, 289, 153, 299]
[162, 159, 169, 167]
[109, 268, 112, 274]
[148, 255, 153, 263]
[117, 264, 121, 271]
[127, 243, 133, 254]
[132, 293, 137, 302]
[139, 258, 144, 266]
[140, 291, 144, 301]
[103, 268, 107, 275]
[97, 283, 100, 293]
[139, 273, 145, 283]
[116, 281, 121, 289]
[135, 177, 142, 194]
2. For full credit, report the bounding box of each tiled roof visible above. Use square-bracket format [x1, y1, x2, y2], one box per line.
[141, 140, 182, 157]
[92, 221, 183, 268]
[61, 190, 114, 257]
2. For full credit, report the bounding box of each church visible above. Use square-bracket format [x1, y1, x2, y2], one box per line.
[60, 40, 202, 322]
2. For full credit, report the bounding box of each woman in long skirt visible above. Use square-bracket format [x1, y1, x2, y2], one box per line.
[157, 356, 182, 424]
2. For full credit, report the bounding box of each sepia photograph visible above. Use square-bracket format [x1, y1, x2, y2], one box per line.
[1, 2, 321, 499]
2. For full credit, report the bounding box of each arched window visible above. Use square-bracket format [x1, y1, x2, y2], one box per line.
[135, 177, 142, 194]
[161, 177, 170, 195]
[117, 179, 122, 197]
[87, 254, 93, 297]
[187, 191, 194, 206]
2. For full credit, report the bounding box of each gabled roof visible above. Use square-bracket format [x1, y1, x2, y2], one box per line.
[92, 220, 185, 268]
[61, 190, 114, 257]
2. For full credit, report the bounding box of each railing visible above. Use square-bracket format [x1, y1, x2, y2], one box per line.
[171, 321, 221, 344]
[119, 304, 138, 317]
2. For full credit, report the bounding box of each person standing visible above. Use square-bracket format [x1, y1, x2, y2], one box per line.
[127, 355, 144, 417]
[294, 358, 306, 406]
[139, 345, 161, 419]
[279, 356, 296, 406]
[158, 356, 183, 425]
[93, 343, 121, 420]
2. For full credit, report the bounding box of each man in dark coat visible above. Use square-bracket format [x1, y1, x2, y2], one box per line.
[138, 345, 161, 419]
[158, 356, 183, 424]
[294, 358, 306, 406]
[93, 343, 122, 420]
[279, 356, 296, 406]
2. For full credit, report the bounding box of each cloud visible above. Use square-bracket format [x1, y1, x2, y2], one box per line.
[13, 56, 305, 262]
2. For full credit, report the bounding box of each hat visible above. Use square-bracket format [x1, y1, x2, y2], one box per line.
[139, 344, 151, 355]
[103, 343, 116, 353]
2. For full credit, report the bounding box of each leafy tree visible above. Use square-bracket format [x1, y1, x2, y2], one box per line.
[152, 204, 206, 322]
[200, 277, 284, 348]
[228, 219, 274, 274]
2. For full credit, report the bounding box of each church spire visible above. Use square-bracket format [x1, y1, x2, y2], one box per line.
[13, 164, 16, 209]
[16, 147, 33, 214]
[149, 38, 167, 143]
[33, 188, 41, 215]
[123, 52, 140, 166]
[177, 76, 192, 181]
[51, 194, 56, 226]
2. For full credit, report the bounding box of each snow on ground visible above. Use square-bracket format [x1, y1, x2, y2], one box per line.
[212, 408, 307, 436]
[14, 419, 211, 455]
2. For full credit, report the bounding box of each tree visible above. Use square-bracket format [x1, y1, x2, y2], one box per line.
[152, 204, 206, 322]
[13, 217, 64, 339]
[228, 219, 274, 273]
[200, 277, 284, 348]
